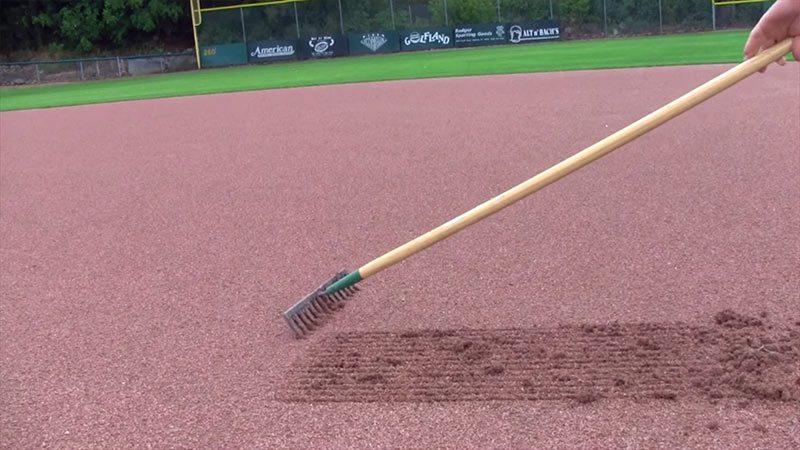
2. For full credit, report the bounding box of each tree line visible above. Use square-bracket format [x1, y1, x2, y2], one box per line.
[1, 0, 769, 58]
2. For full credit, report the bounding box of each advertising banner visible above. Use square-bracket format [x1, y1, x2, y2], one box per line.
[298, 35, 349, 59]
[399, 27, 454, 51]
[348, 31, 400, 55]
[247, 39, 298, 63]
[199, 43, 247, 67]
[506, 20, 561, 44]
[454, 23, 508, 47]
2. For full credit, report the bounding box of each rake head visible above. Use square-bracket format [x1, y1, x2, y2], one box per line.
[283, 270, 361, 337]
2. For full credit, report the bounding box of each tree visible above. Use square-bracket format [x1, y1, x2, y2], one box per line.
[558, 0, 594, 25]
[1, 0, 189, 56]
[428, 0, 496, 26]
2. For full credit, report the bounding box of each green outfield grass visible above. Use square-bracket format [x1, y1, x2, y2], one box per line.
[0, 30, 769, 111]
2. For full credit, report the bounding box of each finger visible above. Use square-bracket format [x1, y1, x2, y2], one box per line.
[744, 29, 765, 60]
[757, 38, 783, 73]
[777, 56, 786, 66]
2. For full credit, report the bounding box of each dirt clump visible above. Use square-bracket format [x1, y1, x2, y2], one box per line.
[356, 374, 386, 383]
[714, 309, 763, 328]
[574, 391, 601, 404]
[652, 391, 677, 400]
[636, 337, 660, 351]
[700, 310, 800, 402]
[485, 365, 505, 375]
[380, 357, 403, 367]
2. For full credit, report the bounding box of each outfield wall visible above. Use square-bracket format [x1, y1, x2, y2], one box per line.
[199, 20, 561, 68]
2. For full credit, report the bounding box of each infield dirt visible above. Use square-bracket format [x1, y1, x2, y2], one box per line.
[1, 63, 798, 449]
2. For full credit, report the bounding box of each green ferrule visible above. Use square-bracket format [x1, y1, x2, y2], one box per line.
[325, 270, 362, 294]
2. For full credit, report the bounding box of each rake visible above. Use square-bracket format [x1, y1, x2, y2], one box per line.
[283, 38, 792, 337]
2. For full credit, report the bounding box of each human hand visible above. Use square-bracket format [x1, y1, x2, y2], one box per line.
[744, 0, 800, 72]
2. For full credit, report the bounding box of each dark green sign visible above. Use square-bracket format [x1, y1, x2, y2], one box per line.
[399, 27, 454, 51]
[507, 20, 561, 44]
[199, 43, 247, 68]
[347, 31, 400, 55]
[454, 24, 508, 47]
[298, 35, 349, 59]
[247, 39, 298, 63]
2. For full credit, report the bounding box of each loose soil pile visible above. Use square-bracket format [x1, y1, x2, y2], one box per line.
[284, 310, 800, 404]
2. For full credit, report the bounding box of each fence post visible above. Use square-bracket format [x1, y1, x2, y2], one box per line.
[712, 2, 716, 30]
[496, 0, 501, 22]
[95, 60, 100, 77]
[658, 0, 662, 34]
[549, 0, 553, 19]
[390, 0, 396, 30]
[294, 2, 300, 38]
[117, 56, 122, 76]
[35, 64, 41, 83]
[338, 0, 344, 34]
[79, 61, 84, 80]
[444, 0, 449, 25]
[240, 7, 247, 47]
[603, 0, 608, 36]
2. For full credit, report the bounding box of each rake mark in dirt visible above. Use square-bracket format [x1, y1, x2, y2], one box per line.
[283, 310, 800, 403]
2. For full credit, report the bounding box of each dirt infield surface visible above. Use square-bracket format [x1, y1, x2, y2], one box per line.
[285, 310, 799, 404]
[1, 64, 798, 449]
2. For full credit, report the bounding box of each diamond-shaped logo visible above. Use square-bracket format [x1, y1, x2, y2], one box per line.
[361, 33, 388, 52]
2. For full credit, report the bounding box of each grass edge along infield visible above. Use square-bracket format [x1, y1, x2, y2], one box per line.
[0, 30, 766, 112]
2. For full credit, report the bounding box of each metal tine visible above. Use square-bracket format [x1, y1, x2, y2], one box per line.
[301, 304, 318, 320]
[321, 296, 337, 313]
[299, 310, 317, 328]
[312, 295, 328, 312]
[293, 315, 309, 335]
[318, 294, 334, 308]
[299, 314, 313, 333]
[313, 296, 333, 314]
[303, 308, 319, 324]
[330, 295, 345, 309]
[288, 316, 303, 335]
[307, 299, 324, 316]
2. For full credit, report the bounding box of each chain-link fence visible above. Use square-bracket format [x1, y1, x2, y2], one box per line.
[0, 52, 195, 86]
[2, 0, 774, 83]
[196, 0, 774, 48]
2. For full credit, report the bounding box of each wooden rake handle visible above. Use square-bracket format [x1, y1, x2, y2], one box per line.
[357, 38, 793, 281]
